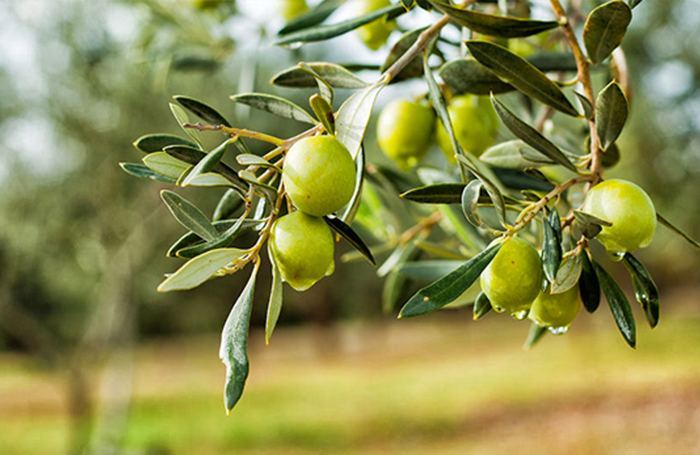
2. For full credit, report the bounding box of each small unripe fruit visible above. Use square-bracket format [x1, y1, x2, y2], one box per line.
[480, 237, 542, 317]
[355, 0, 395, 50]
[436, 95, 499, 162]
[283, 136, 356, 217]
[279, 0, 309, 21]
[270, 211, 335, 291]
[582, 179, 656, 254]
[377, 100, 435, 169]
[529, 286, 582, 330]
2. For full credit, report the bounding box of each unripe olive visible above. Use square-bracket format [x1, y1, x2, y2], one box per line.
[529, 286, 581, 330]
[279, 0, 309, 21]
[283, 136, 356, 217]
[377, 100, 435, 169]
[270, 211, 335, 291]
[435, 95, 499, 162]
[480, 237, 542, 317]
[355, 0, 395, 50]
[582, 179, 656, 254]
[192, 0, 224, 9]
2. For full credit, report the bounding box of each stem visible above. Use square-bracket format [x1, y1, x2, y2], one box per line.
[184, 123, 286, 146]
[549, 0, 602, 184]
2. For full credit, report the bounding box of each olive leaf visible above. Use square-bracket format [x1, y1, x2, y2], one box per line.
[596, 82, 628, 151]
[657, 213, 700, 249]
[167, 218, 259, 258]
[397, 260, 463, 281]
[335, 82, 384, 159]
[456, 154, 507, 227]
[551, 253, 583, 294]
[175, 213, 251, 258]
[593, 260, 636, 348]
[429, 0, 559, 38]
[133, 133, 197, 153]
[169, 102, 203, 146]
[271, 62, 368, 89]
[309, 93, 336, 134]
[265, 246, 284, 344]
[277, 0, 344, 35]
[324, 215, 376, 265]
[119, 162, 176, 184]
[230, 93, 316, 124]
[220, 266, 258, 413]
[164, 144, 245, 191]
[524, 323, 548, 350]
[213, 189, 243, 222]
[461, 179, 483, 228]
[182, 140, 229, 187]
[340, 146, 365, 223]
[158, 248, 246, 292]
[439, 58, 513, 95]
[473, 292, 492, 321]
[583, 0, 632, 64]
[399, 242, 502, 318]
[400, 183, 465, 204]
[174, 95, 231, 127]
[142, 152, 191, 180]
[574, 210, 612, 239]
[480, 140, 554, 170]
[579, 251, 601, 313]
[542, 209, 563, 283]
[160, 190, 218, 242]
[622, 253, 660, 328]
[381, 27, 426, 82]
[467, 41, 579, 117]
[491, 95, 578, 172]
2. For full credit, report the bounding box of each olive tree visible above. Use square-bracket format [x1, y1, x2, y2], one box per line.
[121, 0, 700, 413]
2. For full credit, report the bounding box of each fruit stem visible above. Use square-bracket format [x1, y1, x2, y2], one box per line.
[548, 0, 602, 184]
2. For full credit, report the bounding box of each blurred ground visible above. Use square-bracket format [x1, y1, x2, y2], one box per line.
[1, 287, 700, 455]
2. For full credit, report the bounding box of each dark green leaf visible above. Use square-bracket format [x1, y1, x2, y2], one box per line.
[397, 260, 464, 281]
[166, 218, 253, 258]
[551, 254, 583, 294]
[174, 95, 231, 127]
[480, 140, 554, 169]
[278, 0, 343, 35]
[324, 216, 375, 265]
[213, 189, 243, 222]
[430, 0, 558, 38]
[583, 0, 632, 64]
[274, 3, 405, 46]
[468, 41, 579, 116]
[219, 266, 258, 413]
[574, 209, 612, 239]
[266, 246, 284, 344]
[439, 58, 513, 95]
[119, 162, 176, 183]
[164, 144, 245, 190]
[175, 214, 250, 258]
[575, 92, 594, 119]
[271, 62, 368, 89]
[142, 152, 191, 180]
[524, 323, 548, 349]
[492, 168, 555, 192]
[657, 213, 700, 249]
[401, 183, 464, 204]
[399, 242, 502, 318]
[133, 133, 197, 153]
[380, 27, 426, 82]
[230, 93, 316, 124]
[579, 251, 601, 313]
[456, 154, 507, 227]
[182, 140, 229, 186]
[309, 93, 335, 134]
[596, 82, 628, 150]
[623, 253, 660, 328]
[491, 96, 578, 171]
[160, 190, 218, 242]
[542, 209, 563, 283]
[593, 260, 636, 348]
[473, 291, 492, 320]
[526, 52, 578, 73]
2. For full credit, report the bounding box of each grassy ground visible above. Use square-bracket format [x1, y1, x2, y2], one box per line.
[2, 288, 700, 454]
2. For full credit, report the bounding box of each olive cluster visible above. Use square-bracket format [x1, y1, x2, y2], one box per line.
[271, 136, 356, 291]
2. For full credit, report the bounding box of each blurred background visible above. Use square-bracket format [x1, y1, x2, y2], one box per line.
[0, 0, 699, 453]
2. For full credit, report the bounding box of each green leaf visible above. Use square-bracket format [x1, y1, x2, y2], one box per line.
[480, 140, 554, 170]
[143, 152, 191, 180]
[274, 3, 405, 46]
[457, 155, 506, 227]
[574, 210, 612, 239]
[271, 62, 369, 89]
[596, 82, 628, 151]
[166, 218, 254, 258]
[593, 260, 636, 348]
[340, 146, 365, 223]
[542, 209, 563, 283]
[165, 144, 246, 190]
[583, 0, 632, 64]
[160, 190, 218, 242]
[324, 216, 376, 265]
[182, 140, 229, 187]
[158, 248, 246, 292]
[399, 242, 502, 318]
[461, 179, 483, 228]
[429, 0, 558, 38]
[213, 189, 243, 222]
[524, 323, 548, 349]
[235, 154, 277, 169]
[657, 213, 700, 249]
[133, 133, 197, 153]
[174, 95, 231, 127]
[335, 82, 384, 159]
[439, 58, 513, 96]
[551, 253, 583, 294]
[491, 96, 578, 172]
[277, 0, 344, 35]
[579, 251, 601, 313]
[575, 92, 594, 120]
[265, 246, 284, 344]
[623, 253, 660, 328]
[169, 102, 203, 146]
[184, 173, 232, 188]
[473, 292, 492, 321]
[467, 41, 579, 116]
[230, 93, 316, 124]
[397, 260, 464, 281]
[309, 93, 335, 134]
[175, 213, 251, 258]
[380, 27, 426, 82]
[219, 266, 258, 413]
[493, 168, 554, 192]
[119, 162, 176, 183]
[400, 183, 464, 204]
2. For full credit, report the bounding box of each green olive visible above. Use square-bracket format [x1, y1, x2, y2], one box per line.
[435, 95, 499, 162]
[377, 100, 435, 169]
[280, 0, 309, 21]
[270, 211, 335, 291]
[529, 286, 581, 330]
[283, 136, 356, 217]
[192, 0, 224, 9]
[480, 237, 542, 317]
[355, 0, 395, 50]
[582, 179, 657, 254]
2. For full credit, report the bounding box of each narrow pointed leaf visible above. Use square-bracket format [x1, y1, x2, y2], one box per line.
[324, 216, 375, 265]
[579, 251, 601, 313]
[213, 189, 243, 221]
[491, 95, 578, 171]
[480, 140, 554, 169]
[158, 248, 246, 292]
[583, 1, 632, 64]
[468, 41, 579, 116]
[182, 140, 229, 186]
[657, 213, 700, 249]
[278, 0, 344, 35]
[542, 209, 563, 283]
[461, 179, 483, 228]
[430, 0, 558, 38]
[230, 93, 316, 124]
[456, 155, 506, 227]
[380, 27, 426, 82]
[133, 133, 197, 153]
[593, 260, 636, 348]
[596, 82, 628, 150]
[399, 243, 502, 318]
[439, 58, 513, 95]
[340, 146, 365, 223]
[174, 95, 231, 127]
[271, 62, 368, 89]
[143, 152, 191, 180]
[551, 254, 583, 294]
[336, 82, 384, 159]
[623, 253, 660, 328]
[473, 292, 492, 320]
[164, 144, 245, 190]
[219, 266, 258, 413]
[119, 162, 176, 183]
[160, 190, 218, 242]
[397, 260, 464, 281]
[401, 183, 464, 204]
[265, 247, 284, 344]
[169, 103, 203, 145]
[309, 93, 335, 134]
[524, 323, 548, 349]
